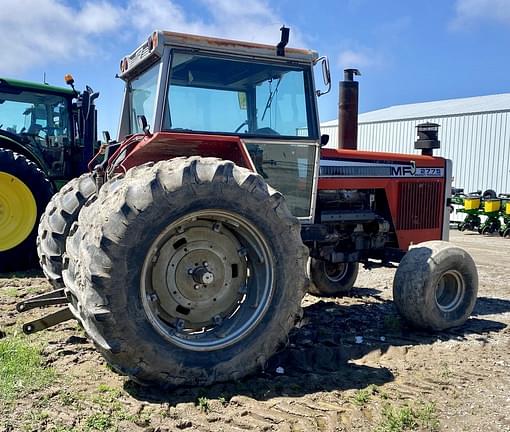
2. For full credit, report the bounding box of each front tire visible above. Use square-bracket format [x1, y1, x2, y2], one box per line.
[37, 173, 96, 288]
[393, 241, 478, 331]
[63, 157, 308, 387]
[308, 259, 359, 296]
[0, 149, 53, 272]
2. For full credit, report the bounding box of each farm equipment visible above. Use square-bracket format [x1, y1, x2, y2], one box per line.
[0, 77, 98, 271]
[21, 29, 478, 388]
[499, 194, 510, 238]
[455, 189, 503, 234]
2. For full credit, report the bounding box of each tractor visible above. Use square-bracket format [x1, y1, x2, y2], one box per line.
[0, 76, 98, 271]
[20, 29, 478, 388]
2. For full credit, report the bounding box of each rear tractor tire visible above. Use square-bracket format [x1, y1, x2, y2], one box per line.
[0, 148, 53, 272]
[393, 241, 478, 331]
[308, 258, 359, 296]
[37, 173, 96, 288]
[63, 157, 308, 387]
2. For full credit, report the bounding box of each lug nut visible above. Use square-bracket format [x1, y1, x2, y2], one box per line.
[194, 284, 200, 290]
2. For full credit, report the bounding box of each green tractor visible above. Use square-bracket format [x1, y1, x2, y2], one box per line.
[0, 76, 98, 271]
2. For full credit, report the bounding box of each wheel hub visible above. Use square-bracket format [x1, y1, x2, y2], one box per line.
[0, 172, 37, 252]
[191, 264, 214, 285]
[324, 262, 348, 282]
[150, 224, 245, 326]
[141, 210, 274, 351]
[435, 270, 465, 313]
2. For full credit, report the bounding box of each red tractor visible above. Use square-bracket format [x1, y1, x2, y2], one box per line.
[23, 29, 478, 388]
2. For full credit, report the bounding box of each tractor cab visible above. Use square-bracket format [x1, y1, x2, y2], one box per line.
[0, 77, 98, 185]
[115, 30, 328, 221]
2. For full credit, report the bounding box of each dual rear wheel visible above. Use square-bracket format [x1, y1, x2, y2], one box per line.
[57, 157, 308, 387]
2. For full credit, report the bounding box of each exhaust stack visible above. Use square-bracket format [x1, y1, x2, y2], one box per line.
[338, 68, 361, 150]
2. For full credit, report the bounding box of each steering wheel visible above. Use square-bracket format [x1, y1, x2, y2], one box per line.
[254, 127, 279, 136]
[234, 120, 248, 134]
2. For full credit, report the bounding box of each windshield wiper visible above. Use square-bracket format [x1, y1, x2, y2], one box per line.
[261, 78, 282, 122]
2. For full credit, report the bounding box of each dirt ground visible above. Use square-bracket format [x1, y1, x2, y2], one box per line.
[1, 230, 509, 432]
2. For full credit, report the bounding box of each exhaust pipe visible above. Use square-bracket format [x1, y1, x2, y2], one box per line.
[338, 68, 361, 150]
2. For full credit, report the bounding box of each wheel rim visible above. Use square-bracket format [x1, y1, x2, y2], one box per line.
[141, 210, 274, 352]
[324, 262, 348, 282]
[435, 270, 465, 313]
[0, 172, 37, 251]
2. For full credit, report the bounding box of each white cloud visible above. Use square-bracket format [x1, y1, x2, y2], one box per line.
[451, 0, 510, 28]
[338, 48, 383, 70]
[0, 0, 122, 74]
[0, 0, 303, 75]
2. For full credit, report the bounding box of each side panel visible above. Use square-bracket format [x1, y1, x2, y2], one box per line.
[319, 148, 446, 251]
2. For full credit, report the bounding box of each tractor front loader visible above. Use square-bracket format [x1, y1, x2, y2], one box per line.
[19, 29, 478, 388]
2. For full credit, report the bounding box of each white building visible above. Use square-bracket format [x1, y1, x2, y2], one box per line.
[321, 93, 510, 193]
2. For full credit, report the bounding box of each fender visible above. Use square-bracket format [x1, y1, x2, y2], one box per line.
[112, 132, 256, 173]
[0, 130, 48, 173]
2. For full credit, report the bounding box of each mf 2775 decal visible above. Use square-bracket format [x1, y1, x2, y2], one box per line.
[320, 159, 444, 178]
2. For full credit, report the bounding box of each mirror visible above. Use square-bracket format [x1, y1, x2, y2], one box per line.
[322, 58, 331, 87]
[314, 56, 331, 97]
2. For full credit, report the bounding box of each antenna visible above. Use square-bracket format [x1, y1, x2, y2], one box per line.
[43, 72, 48, 85]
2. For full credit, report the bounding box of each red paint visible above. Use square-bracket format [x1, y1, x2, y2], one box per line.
[111, 132, 255, 172]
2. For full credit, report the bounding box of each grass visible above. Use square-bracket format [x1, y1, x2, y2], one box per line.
[2, 287, 18, 297]
[196, 396, 210, 413]
[377, 402, 439, 432]
[352, 384, 380, 406]
[0, 335, 55, 401]
[85, 413, 114, 431]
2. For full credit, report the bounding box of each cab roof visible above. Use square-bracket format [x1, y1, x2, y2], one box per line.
[119, 30, 319, 80]
[0, 77, 74, 96]
[161, 31, 318, 62]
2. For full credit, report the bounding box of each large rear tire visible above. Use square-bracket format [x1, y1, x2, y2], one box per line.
[0, 148, 53, 272]
[63, 157, 308, 387]
[308, 259, 359, 296]
[37, 173, 96, 288]
[393, 241, 478, 330]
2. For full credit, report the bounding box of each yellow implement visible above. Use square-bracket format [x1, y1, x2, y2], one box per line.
[463, 197, 480, 210]
[484, 199, 501, 213]
[0, 172, 37, 251]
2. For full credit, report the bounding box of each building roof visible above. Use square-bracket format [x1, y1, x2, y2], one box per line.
[321, 92, 510, 126]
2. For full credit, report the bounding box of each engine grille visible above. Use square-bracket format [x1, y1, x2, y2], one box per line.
[397, 181, 443, 230]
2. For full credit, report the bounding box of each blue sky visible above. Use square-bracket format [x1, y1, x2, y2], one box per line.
[1, 0, 509, 136]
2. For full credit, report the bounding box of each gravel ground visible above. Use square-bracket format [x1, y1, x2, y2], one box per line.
[1, 230, 509, 432]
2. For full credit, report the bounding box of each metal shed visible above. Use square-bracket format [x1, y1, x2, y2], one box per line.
[321, 93, 510, 193]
